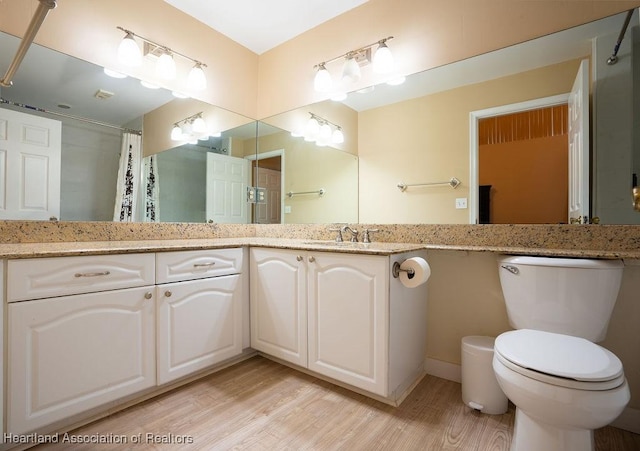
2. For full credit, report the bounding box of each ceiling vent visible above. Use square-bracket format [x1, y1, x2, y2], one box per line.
[94, 89, 114, 100]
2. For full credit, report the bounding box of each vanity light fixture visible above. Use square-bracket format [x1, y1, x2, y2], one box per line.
[295, 113, 344, 147]
[313, 36, 395, 93]
[170, 112, 209, 141]
[116, 26, 207, 92]
[103, 68, 127, 79]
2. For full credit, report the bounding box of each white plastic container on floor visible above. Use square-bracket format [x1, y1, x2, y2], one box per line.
[461, 335, 508, 414]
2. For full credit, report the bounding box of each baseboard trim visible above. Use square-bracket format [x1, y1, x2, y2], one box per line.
[424, 358, 461, 383]
[610, 406, 640, 434]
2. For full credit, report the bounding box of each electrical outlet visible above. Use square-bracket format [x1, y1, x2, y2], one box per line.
[455, 198, 468, 209]
[284, 206, 292, 214]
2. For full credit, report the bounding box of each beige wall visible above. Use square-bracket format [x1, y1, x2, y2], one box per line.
[358, 58, 583, 223]
[0, 0, 259, 118]
[257, 0, 640, 118]
[253, 131, 359, 224]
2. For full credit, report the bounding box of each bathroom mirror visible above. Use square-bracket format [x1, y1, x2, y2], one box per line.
[1, 10, 638, 224]
[262, 10, 639, 225]
[0, 31, 257, 223]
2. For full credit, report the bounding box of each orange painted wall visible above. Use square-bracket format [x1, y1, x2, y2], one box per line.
[480, 136, 568, 224]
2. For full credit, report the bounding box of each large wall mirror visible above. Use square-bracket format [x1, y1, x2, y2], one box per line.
[1, 10, 638, 225]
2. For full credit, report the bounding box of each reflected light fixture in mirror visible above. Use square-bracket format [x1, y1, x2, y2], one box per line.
[296, 112, 344, 147]
[170, 112, 210, 142]
[116, 26, 207, 92]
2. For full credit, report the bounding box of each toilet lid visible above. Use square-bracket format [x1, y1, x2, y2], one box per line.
[494, 329, 623, 382]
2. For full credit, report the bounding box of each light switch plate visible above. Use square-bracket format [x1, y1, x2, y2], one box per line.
[455, 198, 468, 209]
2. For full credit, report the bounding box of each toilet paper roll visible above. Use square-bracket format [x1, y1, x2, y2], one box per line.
[399, 257, 431, 288]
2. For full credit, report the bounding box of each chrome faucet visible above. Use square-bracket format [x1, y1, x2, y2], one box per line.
[341, 225, 359, 242]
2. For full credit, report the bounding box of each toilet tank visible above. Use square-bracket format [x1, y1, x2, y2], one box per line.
[498, 256, 624, 342]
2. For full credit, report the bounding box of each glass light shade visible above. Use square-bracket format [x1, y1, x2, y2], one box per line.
[170, 125, 182, 141]
[304, 117, 320, 141]
[180, 121, 193, 140]
[373, 42, 394, 74]
[156, 52, 176, 80]
[332, 128, 345, 144]
[386, 75, 406, 86]
[330, 92, 347, 102]
[192, 117, 207, 136]
[103, 68, 127, 79]
[342, 56, 361, 84]
[171, 91, 189, 99]
[140, 80, 160, 89]
[291, 127, 304, 138]
[313, 64, 332, 92]
[319, 123, 332, 142]
[188, 64, 207, 91]
[117, 33, 142, 66]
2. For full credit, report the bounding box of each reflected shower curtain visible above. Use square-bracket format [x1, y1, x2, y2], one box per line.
[143, 155, 160, 222]
[113, 132, 142, 222]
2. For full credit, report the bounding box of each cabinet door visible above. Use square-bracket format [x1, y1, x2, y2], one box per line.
[250, 248, 307, 366]
[157, 275, 243, 385]
[308, 253, 389, 396]
[8, 286, 156, 434]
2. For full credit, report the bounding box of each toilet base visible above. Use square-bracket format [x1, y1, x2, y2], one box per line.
[511, 408, 594, 451]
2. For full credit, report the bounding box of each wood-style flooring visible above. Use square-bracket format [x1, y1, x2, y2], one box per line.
[33, 356, 640, 450]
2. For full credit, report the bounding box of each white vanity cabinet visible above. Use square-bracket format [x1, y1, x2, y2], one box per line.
[251, 247, 424, 401]
[7, 253, 156, 435]
[250, 248, 307, 366]
[155, 249, 245, 385]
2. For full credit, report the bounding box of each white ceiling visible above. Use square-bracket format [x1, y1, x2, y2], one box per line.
[162, 0, 369, 54]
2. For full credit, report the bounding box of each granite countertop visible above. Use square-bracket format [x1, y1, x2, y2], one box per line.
[0, 237, 635, 260]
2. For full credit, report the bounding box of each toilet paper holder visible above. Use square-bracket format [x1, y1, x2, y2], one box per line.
[392, 261, 415, 279]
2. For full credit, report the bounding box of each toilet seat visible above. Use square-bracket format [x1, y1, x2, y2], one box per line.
[494, 329, 625, 391]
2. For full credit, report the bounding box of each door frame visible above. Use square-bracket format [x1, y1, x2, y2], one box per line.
[245, 149, 285, 224]
[468, 93, 570, 224]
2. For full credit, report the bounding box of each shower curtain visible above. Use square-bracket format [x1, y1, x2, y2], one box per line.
[113, 132, 142, 222]
[143, 155, 160, 222]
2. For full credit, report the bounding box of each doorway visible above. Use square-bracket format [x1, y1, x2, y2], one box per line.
[469, 94, 570, 224]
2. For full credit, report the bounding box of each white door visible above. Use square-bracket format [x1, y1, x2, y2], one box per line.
[250, 248, 307, 367]
[156, 275, 243, 385]
[205, 152, 250, 223]
[0, 107, 61, 220]
[255, 167, 282, 224]
[308, 253, 389, 396]
[568, 59, 590, 224]
[8, 286, 156, 434]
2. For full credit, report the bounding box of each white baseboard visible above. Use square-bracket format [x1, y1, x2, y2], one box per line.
[424, 358, 461, 383]
[610, 406, 640, 435]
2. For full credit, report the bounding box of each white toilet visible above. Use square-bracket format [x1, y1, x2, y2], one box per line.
[493, 256, 630, 451]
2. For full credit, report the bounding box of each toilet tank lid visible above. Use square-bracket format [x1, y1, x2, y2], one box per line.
[498, 256, 623, 269]
[495, 329, 623, 382]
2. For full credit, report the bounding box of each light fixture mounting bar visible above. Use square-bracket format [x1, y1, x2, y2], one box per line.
[116, 26, 207, 67]
[309, 112, 340, 130]
[173, 111, 204, 127]
[314, 36, 393, 68]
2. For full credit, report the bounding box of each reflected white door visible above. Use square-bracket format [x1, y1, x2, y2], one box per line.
[568, 59, 590, 223]
[0, 107, 61, 220]
[205, 152, 250, 223]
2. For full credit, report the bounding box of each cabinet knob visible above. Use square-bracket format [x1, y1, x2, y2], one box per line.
[308, 256, 316, 263]
[165, 291, 172, 297]
[144, 292, 153, 300]
[296, 255, 303, 261]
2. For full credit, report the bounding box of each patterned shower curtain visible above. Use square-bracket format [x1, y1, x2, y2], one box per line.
[113, 132, 142, 222]
[143, 155, 160, 222]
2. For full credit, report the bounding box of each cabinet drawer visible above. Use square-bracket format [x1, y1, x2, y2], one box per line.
[156, 248, 243, 284]
[7, 253, 155, 302]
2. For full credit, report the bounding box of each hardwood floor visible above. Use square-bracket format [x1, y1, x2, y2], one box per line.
[33, 356, 639, 450]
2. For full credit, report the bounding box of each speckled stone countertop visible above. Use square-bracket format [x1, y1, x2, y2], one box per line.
[0, 221, 639, 260]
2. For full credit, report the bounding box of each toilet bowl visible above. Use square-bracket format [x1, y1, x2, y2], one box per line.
[494, 257, 629, 451]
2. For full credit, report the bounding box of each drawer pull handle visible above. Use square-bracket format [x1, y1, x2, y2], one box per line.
[144, 292, 153, 300]
[193, 262, 216, 268]
[296, 255, 303, 261]
[74, 271, 111, 278]
[165, 291, 172, 297]
[308, 256, 316, 263]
